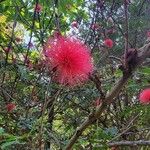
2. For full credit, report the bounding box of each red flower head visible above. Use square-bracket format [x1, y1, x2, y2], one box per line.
[71, 21, 78, 28]
[44, 36, 93, 86]
[6, 103, 16, 112]
[139, 88, 150, 104]
[104, 38, 113, 48]
[34, 4, 42, 13]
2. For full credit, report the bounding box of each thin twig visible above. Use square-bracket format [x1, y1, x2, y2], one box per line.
[24, 0, 39, 64]
[108, 113, 140, 143]
[124, 0, 129, 69]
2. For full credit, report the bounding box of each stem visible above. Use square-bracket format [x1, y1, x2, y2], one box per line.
[124, 0, 129, 69]
[24, 0, 39, 64]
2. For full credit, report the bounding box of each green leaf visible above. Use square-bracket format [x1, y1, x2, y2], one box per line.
[140, 67, 150, 75]
[0, 127, 5, 135]
[1, 141, 19, 150]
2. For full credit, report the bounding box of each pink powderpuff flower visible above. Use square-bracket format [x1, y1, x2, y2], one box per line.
[6, 103, 16, 112]
[34, 3, 42, 13]
[139, 88, 150, 104]
[71, 21, 78, 28]
[44, 36, 93, 86]
[104, 38, 114, 48]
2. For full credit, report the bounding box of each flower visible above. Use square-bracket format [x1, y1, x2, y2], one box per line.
[34, 4, 42, 13]
[71, 21, 78, 28]
[104, 38, 113, 48]
[44, 36, 93, 85]
[6, 103, 16, 112]
[139, 88, 150, 104]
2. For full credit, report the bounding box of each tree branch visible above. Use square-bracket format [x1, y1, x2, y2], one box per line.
[65, 41, 150, 150]
[108, 140, 150, 147]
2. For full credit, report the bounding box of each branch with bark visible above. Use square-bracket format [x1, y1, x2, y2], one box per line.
[65, 41, 150, 150]
[108, 140, 150, 147]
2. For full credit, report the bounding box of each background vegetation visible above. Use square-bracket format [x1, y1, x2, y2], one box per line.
[0, 0, 150, 149]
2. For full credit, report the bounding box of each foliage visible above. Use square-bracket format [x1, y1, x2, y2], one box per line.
[0, 0, 150, 149]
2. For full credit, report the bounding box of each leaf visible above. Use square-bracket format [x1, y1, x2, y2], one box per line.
[0, 15, 7, 23]
[140, 67, 150, 75]
[17, 65, 28, 80]
[104, 127, 118, 136]
[1, 141, 18, 150]
[0, 127, 5, 135]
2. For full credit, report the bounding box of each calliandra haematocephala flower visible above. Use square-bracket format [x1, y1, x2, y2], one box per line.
[43, 36, 94, 86]
[6, 103, 16, 112]
[104, 38, 114, 48]
[139, 88, 150, 104]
